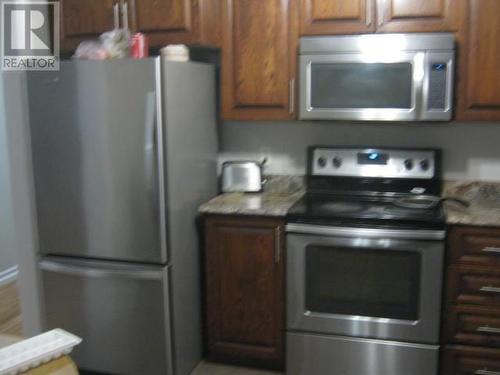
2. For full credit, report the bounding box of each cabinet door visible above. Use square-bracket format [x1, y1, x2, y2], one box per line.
[442, 345, 500, 375]
[59, 0, 117, 52]
[127, 0, 221, 48]
[456, 0, 500, 121]
[221, 0, 298, 120]
[448, 226, 500, 267]
[376, 0, 459, 32]
[300, 0, 375, 35]
[205, 216, 285, 369]
[127, 0, 195, 47]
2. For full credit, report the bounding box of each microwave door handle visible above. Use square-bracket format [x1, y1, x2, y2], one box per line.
[412, 52, 425, 120]
[445, 58, 454, 113]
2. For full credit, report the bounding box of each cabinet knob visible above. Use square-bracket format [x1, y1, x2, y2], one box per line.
[366, 0, 372, 26]
[121, 1, 129, 30]
[113, 3, 120, 29]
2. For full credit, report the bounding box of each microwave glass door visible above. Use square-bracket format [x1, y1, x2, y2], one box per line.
[306, 245, 421, 320]
[310, 63, 413, 110]
[300, 53, 424, 121]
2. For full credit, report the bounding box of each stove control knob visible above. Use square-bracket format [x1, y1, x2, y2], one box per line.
[317, 157, 327, 168]
[404, 159, 414, 170]
[420, 159, 430, 171]
[332, 157, 342, 168]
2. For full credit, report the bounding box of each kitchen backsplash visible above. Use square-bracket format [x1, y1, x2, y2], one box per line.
[220, 121, 500, 182]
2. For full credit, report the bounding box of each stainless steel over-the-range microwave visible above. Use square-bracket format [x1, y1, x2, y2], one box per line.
[299, 33, 455, 121]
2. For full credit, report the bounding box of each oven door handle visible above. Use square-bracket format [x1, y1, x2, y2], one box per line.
[285, 223, 445, 240]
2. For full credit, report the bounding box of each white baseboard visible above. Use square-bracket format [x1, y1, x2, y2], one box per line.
[0, 266, 19, 286]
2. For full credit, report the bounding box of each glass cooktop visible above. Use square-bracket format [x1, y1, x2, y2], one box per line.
[287, 194, 446, 229]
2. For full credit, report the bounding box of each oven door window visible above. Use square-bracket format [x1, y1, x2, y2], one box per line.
[310, 63, 413, 109]
[306, 245, 421, 321]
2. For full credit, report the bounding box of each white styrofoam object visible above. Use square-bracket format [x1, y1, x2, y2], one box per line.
[160, 44, 190, 61]
[0, 329, 82, 375]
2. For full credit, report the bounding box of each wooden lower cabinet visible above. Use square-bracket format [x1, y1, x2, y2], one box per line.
[442, 345, 500, 375]
[445, 305, 500, 348]
[443, 225, 500, 374]
[204, 216, 285, 370]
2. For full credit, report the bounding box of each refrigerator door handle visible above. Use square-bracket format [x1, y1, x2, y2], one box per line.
[155, 58, 168, 263]
[40, 259, 163, 280]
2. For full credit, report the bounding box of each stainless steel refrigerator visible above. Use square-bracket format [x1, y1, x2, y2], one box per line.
[26, 58, 218, 375]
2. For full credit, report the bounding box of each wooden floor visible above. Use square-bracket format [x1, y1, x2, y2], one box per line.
[0, 280, 23, 337]
[0, 283, 278, 374]
[191, 361, 282, 375]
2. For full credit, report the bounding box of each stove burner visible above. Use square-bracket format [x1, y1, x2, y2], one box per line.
[319, 202, 366, 213]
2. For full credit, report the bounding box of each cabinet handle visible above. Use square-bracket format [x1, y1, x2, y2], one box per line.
[480, 286, 500, 294]
[377, 0, 386, 27]
[121, 1, 129, 30]
[475, 370, 500, 375]
[113, 3, 120, 29]
[483, 247, 500, 254]
[366, 0, 372, 26]
[289, 78, 295, 115]
[274, 226, 281, 264]
[477, 326, 500, 334]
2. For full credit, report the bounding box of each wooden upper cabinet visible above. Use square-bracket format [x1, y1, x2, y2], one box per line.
[59, 0, 221, 52]
[376, 0, 459, 32]
[204, 216, 285, 369]
[221, 0, 298, 120]
[59, 0, 118, 52]
[127, 0, 222, 48]
[456, 0, 500, 121]
[300, 0, 376, 35]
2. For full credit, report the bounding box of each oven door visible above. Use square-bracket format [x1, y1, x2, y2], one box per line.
[286, 224, 444, 344]
[299, 52, 424, 121]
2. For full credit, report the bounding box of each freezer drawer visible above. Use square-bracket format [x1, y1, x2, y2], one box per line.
[287, 332, 439, 375]
[40, 257, 173, 375]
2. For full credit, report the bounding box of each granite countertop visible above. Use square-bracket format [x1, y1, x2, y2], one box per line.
[199, 178, 500, 227]
[198, 192, 303, 217]
[444, 181, 500, 227]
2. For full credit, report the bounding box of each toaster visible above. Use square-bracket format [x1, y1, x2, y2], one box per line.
[221, 160, 265, 193]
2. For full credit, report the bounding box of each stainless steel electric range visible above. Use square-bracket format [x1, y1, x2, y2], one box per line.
[286, 146, 447, 375]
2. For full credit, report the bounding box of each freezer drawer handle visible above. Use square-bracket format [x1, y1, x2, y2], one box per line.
[475, 370, 500, 375]
[476, 326, 500, 334]
[40, 260, 163, 280]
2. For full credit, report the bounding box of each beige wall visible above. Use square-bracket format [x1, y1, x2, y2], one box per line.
[1, 71, 43, 334]
[221, 121, 500, 182]
[0, 73, 18, 273]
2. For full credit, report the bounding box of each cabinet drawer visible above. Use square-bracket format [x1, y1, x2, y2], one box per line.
[447, 265, 500, 307]
[443, 345, 500, 375]
[446, 305, 500, 347]
[449, 226, 500, 266]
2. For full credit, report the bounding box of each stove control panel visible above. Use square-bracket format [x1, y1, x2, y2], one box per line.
[311, 147, 437, 179]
